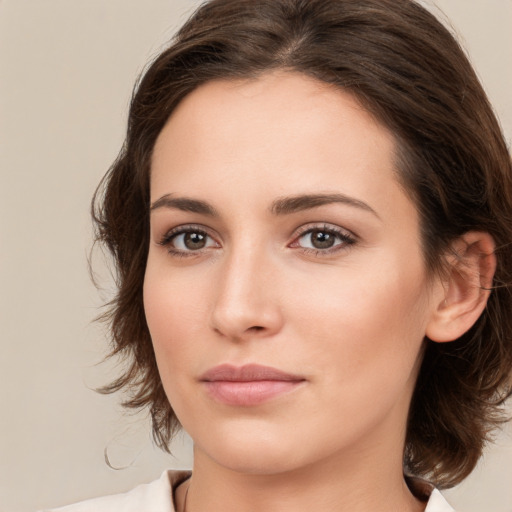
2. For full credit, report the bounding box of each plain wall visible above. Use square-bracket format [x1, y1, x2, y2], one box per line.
[0, 1, 511, 511]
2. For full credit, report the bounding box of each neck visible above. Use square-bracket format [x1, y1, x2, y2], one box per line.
[179, 442, 426, 512]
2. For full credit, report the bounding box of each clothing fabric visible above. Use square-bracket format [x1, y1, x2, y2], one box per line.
[41, 469, 455, 511]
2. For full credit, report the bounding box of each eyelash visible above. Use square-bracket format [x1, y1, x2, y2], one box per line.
[158, 224, 218, 258]
[158, 223, 357, 258]
[289, 224, 356, 256]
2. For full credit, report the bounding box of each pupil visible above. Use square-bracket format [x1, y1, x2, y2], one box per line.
[184, 232, 206, 250]
[312, 230, 334, 249]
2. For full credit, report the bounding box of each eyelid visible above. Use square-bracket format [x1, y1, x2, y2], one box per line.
[292, 222, 356, 238]
[156, 222, 356, 258]
[158, 224, 221, 253]
[288, 223, 357, 254]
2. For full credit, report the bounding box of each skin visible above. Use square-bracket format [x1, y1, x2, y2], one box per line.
[144, 71, 445, 512]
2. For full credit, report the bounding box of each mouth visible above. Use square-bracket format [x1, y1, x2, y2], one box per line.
[199, 364, 306, 406]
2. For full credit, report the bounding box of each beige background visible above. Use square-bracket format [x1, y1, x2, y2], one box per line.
[1, 1, 511, 511]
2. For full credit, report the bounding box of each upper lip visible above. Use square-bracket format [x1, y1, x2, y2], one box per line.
[200, 364, 305, 382]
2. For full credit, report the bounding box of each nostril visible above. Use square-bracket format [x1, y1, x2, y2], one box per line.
[210, 297, 284, 339]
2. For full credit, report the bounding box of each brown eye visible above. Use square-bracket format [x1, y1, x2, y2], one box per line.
[183, 232, 207, 250]
[168, 230, 217, 252]
[293, 226, 355, 253]
[309, 230, 336, 249]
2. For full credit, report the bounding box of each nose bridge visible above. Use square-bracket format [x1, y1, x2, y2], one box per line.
[210, 236, 282, 339]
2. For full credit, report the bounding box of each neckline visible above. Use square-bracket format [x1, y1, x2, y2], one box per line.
[170, 471, 193, 511]
[168, 470, 435, 510]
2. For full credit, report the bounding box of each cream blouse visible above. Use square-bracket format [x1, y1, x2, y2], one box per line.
[42, 469, 455, 511]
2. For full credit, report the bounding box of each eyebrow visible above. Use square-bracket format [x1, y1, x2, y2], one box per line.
[150, 192, 380, 219]
[150, 195, 219, 216]
[270, 193, 380, 219]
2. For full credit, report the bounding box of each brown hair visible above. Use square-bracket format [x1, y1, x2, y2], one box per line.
[93, 0, 512, 488]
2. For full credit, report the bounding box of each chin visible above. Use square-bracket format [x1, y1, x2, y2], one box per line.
[192, 421, 312, 475]
[207, 447, 304, 476]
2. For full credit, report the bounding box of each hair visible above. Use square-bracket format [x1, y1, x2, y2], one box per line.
[93, 0, 512, 488]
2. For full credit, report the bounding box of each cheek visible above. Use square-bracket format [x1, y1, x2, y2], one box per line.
[287, 254, 430, 391]
[143, 261, 206, 371]
[144, 240, 431, 409]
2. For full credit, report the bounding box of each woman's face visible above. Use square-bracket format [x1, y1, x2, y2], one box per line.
[145, 72, 440, 475]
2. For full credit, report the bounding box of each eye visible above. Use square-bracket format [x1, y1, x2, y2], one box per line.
[159, 226, 219, 255]
[290, 225, 356, 254]
[300, 229, 339, 250]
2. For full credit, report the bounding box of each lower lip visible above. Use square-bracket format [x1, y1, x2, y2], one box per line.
[203, 380, 303, 406]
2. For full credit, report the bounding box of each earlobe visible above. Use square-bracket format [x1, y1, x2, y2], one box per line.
[425, 231, 496, 343]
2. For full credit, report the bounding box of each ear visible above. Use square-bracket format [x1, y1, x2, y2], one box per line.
[426, 231, 496, 343]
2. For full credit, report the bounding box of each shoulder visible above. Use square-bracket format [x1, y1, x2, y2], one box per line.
[39, 470, 191, 512]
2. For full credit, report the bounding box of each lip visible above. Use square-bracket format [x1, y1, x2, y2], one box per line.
[200, 364, 306, 406]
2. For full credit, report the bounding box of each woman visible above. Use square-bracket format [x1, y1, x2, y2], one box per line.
[45, 0, 512, 510]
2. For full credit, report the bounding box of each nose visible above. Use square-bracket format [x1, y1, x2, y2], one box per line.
[210, 245, 284, 341]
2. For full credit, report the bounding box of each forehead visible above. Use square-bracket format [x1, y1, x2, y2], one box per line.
[150, 71, 416, 230]
[153, 71, 392, 157]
